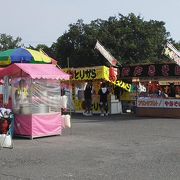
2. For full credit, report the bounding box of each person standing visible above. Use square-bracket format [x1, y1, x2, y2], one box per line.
[83, 81, 93, 116]
[98, 82, 109, 116]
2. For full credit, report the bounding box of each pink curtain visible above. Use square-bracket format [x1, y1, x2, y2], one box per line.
[14, 113, 64, 138]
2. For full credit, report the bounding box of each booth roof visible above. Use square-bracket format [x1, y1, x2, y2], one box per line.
[0, 63, 70, 80]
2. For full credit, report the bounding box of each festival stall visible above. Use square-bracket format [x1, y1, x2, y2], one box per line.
[63, 66, 131, 114]
[119, 63, 180, 118]
[0, 63, 70, 139]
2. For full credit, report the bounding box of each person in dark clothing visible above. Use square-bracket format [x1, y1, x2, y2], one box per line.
[169, 83, 176, 97]
[83, 81, 93, 116]
[98, 83, 109, 116]
[114, 85, 121, 100]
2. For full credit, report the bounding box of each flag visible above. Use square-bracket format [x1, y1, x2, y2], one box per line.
[95, 40, 120, 66]
[163, 42, 180, 66]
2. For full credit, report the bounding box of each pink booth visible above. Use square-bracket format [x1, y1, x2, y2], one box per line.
[0, 63, 69, 139]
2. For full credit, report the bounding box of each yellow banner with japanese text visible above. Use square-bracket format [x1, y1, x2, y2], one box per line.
[64, 66, 109, 81]
[64, 66, 131, 92]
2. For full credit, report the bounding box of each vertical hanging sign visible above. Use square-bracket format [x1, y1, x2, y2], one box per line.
[164, 42, 180, 66]
[95, 40, 120, 66]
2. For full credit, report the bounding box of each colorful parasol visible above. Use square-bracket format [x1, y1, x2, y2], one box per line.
[0, 48, 52, 66]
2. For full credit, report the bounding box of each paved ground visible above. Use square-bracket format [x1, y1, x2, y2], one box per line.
[0, 113, 180, 180]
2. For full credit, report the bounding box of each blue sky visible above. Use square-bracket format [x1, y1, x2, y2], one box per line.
[1, 0, 180, 47]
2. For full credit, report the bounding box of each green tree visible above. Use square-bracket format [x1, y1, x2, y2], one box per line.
[52, 13, 176, 67]
[0, 33, 22, 51]
[52, 19, 107, 67]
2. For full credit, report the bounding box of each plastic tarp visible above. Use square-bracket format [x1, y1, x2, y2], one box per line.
[11, 78, 65, 114]
[0, 63, 70, 80]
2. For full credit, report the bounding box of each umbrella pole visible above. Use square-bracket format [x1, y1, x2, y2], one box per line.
[20, 58, 23, 78]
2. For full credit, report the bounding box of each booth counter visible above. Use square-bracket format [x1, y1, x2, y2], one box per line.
[14, 112, 64, 139]
[136, 98, 180, 118]
[71, 93, 122, 114]
[119, 63, 180, 117]
[0, 63, 70, 139]
[63, 66, 123, 114]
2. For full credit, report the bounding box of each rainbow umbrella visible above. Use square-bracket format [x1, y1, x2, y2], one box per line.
[0, 48, 52, 66]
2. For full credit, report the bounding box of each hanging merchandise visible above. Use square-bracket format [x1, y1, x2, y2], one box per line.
[138, 82, 146, 92]
[109, 67, 118, 82]
[3, 76, 10, 105]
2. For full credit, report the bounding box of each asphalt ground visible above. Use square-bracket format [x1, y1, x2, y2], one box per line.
[0, 113, 180, 180]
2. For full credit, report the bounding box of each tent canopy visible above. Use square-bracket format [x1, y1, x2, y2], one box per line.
[0, 63, 70, 80]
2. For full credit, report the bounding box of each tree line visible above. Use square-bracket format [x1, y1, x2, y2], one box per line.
[1, 13, 180, 67]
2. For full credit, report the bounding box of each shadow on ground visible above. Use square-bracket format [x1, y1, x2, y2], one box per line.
[70, 112, 151, 123]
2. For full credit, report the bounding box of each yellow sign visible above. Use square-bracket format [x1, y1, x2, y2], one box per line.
[64, 66, 109, 81]
[112, 80, 131, 92]
[64, 66, 131, 92]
